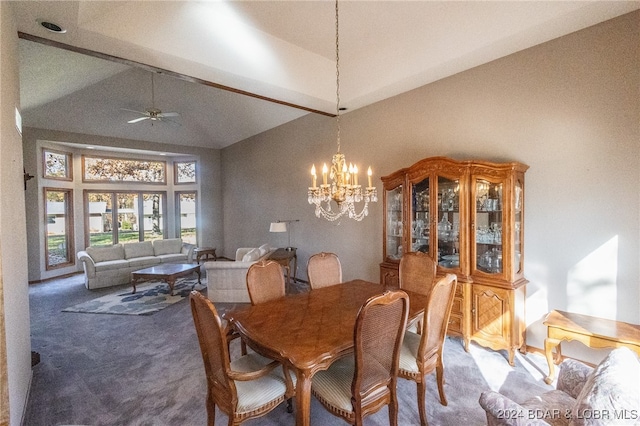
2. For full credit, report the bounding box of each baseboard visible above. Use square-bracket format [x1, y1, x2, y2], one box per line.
[28, 271, 82, 285]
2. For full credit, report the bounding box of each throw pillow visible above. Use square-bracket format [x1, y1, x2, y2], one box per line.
[258, 243, 271, 257]
[242, 248, 260, 262]
[570, 347, 640, 426]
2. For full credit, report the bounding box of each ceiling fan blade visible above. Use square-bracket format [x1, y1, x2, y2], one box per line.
[128, 116, 150, 124]
[159, 116, 181, 126]
[158, 112, 180, 118]
[121, 108, 147, 116]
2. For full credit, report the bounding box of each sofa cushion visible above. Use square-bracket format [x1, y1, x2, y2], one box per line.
[242, 248, 261, 262]
[157, 253, 188, 263]
[127, 256, 161, 269]
[124, 241, 155, 259]
[86, 244, 125, 263]
[94, 259, 130, 272]
[570, 347, 640, 426]
[152, 238, 183, 256]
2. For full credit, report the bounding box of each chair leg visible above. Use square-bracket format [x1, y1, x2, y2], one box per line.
[417, 381, 429, 426]
[388, 391, 399, 426]
[240, 339, 247, 355]
[206, 397, 215, 426]
[436, 364, 448, 406]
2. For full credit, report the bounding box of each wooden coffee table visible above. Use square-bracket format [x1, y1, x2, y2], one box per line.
[131, 263, 201, 295]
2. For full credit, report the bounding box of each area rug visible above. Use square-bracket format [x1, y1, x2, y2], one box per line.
[62, 278, 206, 316]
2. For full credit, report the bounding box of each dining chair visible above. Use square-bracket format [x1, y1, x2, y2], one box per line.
[398, 273, 457, 426]
[189, 291, 295, 426]
[307, 251, 342, 290]
[311, 290, 409, 426]
[246, 260, 286, 305]
[399, 251, 436, 295]
[399, 251, 436, 332]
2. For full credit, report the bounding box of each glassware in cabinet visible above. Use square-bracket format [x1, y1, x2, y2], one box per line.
[436, 176, 461, 270]
[474, 178, 504, 275]
[410, 178, 430, 255]
[384, 184, 404, 261]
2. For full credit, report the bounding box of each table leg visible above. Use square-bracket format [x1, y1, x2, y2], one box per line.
[131, 277, 138, 294]
[295, 369, 312, 426]
[166, 278, 176, 296]
[195, 268, 202, 285]
[544, 337, 562, 384]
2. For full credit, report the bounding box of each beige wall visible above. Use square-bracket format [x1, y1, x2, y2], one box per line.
[0, 2, 33, 425]
[21, 128, 223, 282]
[222, 11, 639, 363]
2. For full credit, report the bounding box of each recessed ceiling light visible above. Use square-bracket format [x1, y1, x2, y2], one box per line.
[37, 20, 66, 34]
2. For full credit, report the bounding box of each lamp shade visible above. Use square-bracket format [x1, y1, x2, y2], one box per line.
[269, 222, 287, 233]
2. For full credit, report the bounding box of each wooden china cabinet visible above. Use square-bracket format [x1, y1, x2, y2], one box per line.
[380, 156, 528, 365]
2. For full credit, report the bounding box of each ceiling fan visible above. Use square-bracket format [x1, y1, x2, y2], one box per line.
[122, 73, 180, 126]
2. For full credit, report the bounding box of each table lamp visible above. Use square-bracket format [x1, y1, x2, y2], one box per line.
[269, 220, 298, 250]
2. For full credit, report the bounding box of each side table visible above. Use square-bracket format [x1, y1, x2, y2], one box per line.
[268, 248, 297, 290]
[543, 309, 640, 384]
[194, 247, 217, 264]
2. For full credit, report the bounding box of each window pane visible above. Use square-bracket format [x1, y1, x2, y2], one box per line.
[43, 150, 72, 180]
[45, 189, 73, 268]
[175, 161, 196, 184]
[87, 192, 114, 246]
[143, 193, 164, 241]
[83, 156, 165, 183]
[178, 192, 197, 244]
[116, 193, 139, 243]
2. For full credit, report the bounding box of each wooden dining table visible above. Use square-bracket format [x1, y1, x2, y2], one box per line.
[224, 279, 427, 426]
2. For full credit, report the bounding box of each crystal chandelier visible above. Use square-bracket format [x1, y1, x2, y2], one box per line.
[307, 0, 377, 222]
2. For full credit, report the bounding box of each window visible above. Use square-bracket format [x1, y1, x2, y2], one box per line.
[176, 192, 197, 244]
[83, 155, 166, 183]
[85, 190, 166, 246]
[45, 188, 74, 269]
[174, 160, 197, 184]
[43, 149, 72, 181]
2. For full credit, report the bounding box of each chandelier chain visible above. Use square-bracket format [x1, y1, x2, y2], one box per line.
[307, 0, 377, 222]
[335, 0, 341, 153]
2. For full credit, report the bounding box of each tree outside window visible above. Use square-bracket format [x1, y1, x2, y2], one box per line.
[175, 161, 196, 184]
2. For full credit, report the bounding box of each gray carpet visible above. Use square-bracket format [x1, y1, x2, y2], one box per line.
[25, 274, 553, 425]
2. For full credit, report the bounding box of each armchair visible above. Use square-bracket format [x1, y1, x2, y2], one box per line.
[479, 347, 640, 426]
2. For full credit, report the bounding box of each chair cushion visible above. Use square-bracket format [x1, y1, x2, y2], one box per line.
[86, 244, 125, 263]
[123, 241, 154, 259]
[521, 390, 576, 426]
[231, 353, 294, 415]
[570, 347, 640, 426]
[312, 356, 355, 414]
[152, 238, 183, 256]
[398, 330, 421, 373]
[242, 248, 261, 262]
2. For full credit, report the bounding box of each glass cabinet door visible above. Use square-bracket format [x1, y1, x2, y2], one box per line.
[514, 179, 523, 274]
[385, 185, 404, 260]
[437, 176, 461, 270]
[410, 178, 430, 255]
[474, 178, 504, 275]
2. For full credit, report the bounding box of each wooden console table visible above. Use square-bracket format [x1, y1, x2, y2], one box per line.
[543, 309, 640, 384]
[268, 248, 297, 289]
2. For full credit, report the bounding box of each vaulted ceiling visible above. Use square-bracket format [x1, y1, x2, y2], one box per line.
[12, 1, 640, 150]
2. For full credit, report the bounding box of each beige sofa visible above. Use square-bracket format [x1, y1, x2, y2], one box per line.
[204, 244, 276, 303]
[77, 238, 195, 289]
